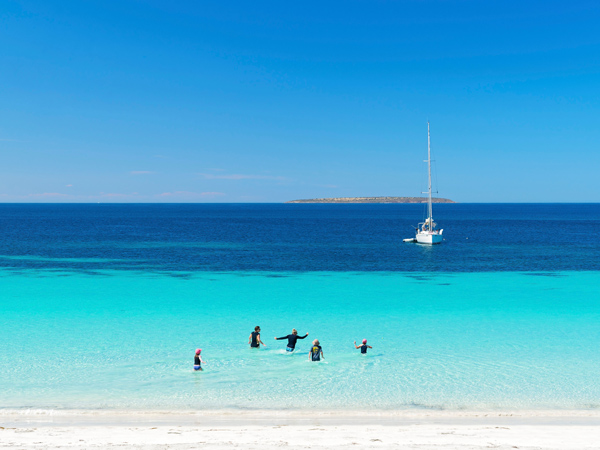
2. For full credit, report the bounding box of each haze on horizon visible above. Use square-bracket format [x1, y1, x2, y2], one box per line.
[1, 1, 599, 203]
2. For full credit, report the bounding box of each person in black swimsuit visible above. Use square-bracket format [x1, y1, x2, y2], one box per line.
[354, 339, 372, 354]
[193, 348, 205, 371]
[274, 328, 309, 352]
[249, 326, 266, 348]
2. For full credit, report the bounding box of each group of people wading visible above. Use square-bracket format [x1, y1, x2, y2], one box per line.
[250, 325, 372, 362]
[193, 326, 372, 371]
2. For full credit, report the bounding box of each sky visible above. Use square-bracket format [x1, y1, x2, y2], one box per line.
[1, 1, 599, 203]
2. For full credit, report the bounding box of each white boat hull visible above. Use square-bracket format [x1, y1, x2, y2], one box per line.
[416, 232, 443, 245]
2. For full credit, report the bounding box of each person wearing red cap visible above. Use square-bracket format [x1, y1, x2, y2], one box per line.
[193, 348, 205, 371]
[354, 339, 372, 354]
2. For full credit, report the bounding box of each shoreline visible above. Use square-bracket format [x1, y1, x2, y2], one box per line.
[3, 408, 600, 426]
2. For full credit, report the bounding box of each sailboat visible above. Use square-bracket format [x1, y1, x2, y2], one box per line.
[413, 122, 444, 244]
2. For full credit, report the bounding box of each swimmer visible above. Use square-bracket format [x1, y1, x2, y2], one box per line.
[308, 339, 323, 361]
[193, 348, 205, 371]
[249, 326, 266, 348]
[274, 328, 309, 352]
[354, 339, 372, 354]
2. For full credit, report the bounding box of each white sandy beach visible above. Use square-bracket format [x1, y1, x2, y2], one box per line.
[2, 410, 599, 449]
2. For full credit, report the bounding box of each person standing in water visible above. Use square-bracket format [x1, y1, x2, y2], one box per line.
[274, 329, 309, 352]
[309, 339, 323, 361]
[193, 348, 205, 371]
[354, 339, 372, 354]
[249, 326, 266, 348]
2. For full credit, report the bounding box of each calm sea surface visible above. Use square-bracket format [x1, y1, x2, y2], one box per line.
[1, 204, 599, 411]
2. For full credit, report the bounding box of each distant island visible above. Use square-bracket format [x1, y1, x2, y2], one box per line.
[286, 196, 456, 204]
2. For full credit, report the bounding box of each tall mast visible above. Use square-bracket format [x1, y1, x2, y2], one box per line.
[427, 122, 433, 226]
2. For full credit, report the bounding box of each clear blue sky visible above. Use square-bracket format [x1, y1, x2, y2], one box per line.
[1, 1, 599, 202]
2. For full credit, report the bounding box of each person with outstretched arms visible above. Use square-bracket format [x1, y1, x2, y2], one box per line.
[274, 328, 308, 352]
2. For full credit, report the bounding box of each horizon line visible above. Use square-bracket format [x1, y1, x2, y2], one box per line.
[0, 202, 599, 205]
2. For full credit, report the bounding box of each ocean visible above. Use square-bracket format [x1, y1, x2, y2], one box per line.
[1, 203, 599, 411]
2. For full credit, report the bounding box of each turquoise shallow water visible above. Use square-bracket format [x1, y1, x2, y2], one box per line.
[1, 269, 599, 411]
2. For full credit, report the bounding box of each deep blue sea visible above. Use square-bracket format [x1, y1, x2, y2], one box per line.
[1, 203, 599, 411]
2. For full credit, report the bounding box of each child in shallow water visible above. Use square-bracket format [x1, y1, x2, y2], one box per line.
[354, 339, 372, 354]
[194, 348, 205, 371]
[309, 339, 324, 361]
